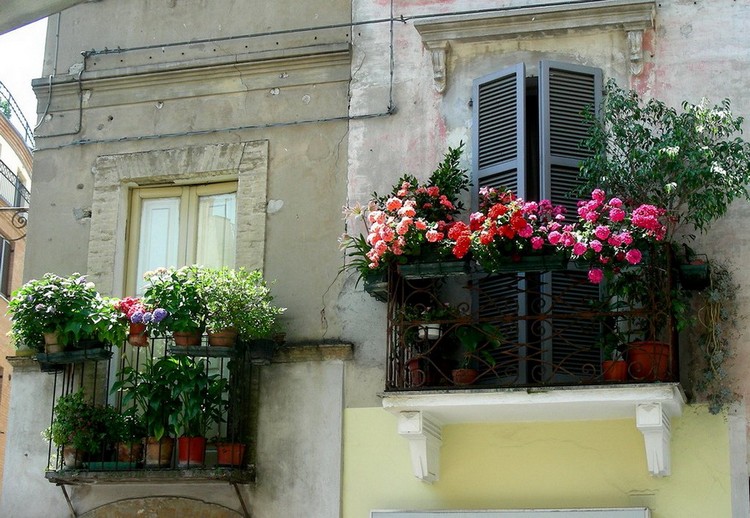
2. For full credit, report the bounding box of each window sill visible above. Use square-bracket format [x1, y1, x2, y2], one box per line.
[381, 383, 685, 482]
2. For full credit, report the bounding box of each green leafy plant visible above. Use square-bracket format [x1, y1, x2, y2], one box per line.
[111, 357, 181, 441]
[163, 356, 228, 438]
[43, 390, 120, 453]
[8, 273, 127, 349]
[142, 266, 206, 335]
[579, 80, 750, 237]
[200, 267, 285, 341]
[454, 323, 502, 369]
[692, 262, 739, 414]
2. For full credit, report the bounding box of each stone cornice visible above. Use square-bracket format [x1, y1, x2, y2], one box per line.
[414, 0, 655, 92]
[32, 42, 351, 106]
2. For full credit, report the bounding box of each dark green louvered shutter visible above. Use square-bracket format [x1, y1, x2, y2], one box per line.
[472, 63, 528, 385]
[472, 62, 527, 198]
[538, 61, 603, 383]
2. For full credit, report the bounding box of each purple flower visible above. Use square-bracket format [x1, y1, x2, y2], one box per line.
[152, 308, 168, 323]
[130, 311, 144, 324]
[142, 312, 153, 324]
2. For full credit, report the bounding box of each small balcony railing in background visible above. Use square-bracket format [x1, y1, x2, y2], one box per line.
[40, 335, 255, 483]
[0, 158, 30, 208]
[385, 255, 677, 391]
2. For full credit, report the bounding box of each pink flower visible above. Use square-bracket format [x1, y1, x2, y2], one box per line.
[592, 189, 606, 203]
[392, 243, 403, 255]
[607, 234, 623, 247]
[588, 268, 604, 284]
[609, 197, 623, 208]
[547, 231, 562, 245]
[380, 226, 395, 243]
[609, 207, 625, 222]
[368, 210, 386, 225]
[427, 186, 440, 197]
[425, 229, 444, 243]
[619, 231, 633, 245]
[517, 224, 533, 238]
[594, 225, 611, 240]
[531, 236, 545, 250]
[414, 219, 427, 230]
[439, 195, 454, 209]
[573, 242, 588, 256]
[589, 240, 603, 253]
[386, 197, 402, 212]
[396, 219, 412, 235]
[398, 205, 416, 217]
[625, 249, 643, 265]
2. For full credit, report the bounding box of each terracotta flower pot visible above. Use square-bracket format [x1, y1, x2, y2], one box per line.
[117, 440, 144, 465]
[128, 322, 149, 347]
[216, 442, 246, 467]
[628, 341, 670, 381]
[62, 445, 84, 469]
[43, 332, 64, 353]
[177, 436, 206, 467]
[451, 368, 478, 385]
[145, 436, 174, 468]
[172, 330, 202, 347]
[602, 359, 628, 381]
[207, 328, 237, 347]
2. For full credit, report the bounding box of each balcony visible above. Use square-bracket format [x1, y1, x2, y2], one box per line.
[40, 335, 257, 490]
[380, 252, 686, 481]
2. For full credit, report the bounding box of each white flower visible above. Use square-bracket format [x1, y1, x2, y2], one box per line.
[711, 163, 726, 176]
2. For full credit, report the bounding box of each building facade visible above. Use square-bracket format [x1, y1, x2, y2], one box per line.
[1, 1, 749, 517]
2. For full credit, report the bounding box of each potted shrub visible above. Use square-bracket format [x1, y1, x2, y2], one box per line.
[163, 356, 228, 467]
[340, 143, 471, 288]
[111, 357, 181, 467]
[43, 390, 113, 469]
[9, 273, 127, 353]
[142, 266, 207, 346]
[451, 323, 502, 385]
[111, 410, 147, 466]
[114, 296, 168, 347]
[200, 267, 285, 348]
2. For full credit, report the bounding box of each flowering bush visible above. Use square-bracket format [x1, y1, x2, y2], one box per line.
[43, 389, 122, 453]
[570, 189, 667, 284]
[9, 273, 126, 349]
[453, 187, 570, 272]
[114, 296, 168, 326]
[341, 144, 470, 280]
[142, 266, 206, 334]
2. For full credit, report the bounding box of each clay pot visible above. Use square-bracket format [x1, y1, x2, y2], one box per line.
[172, 331, 202, 347]
[216, 442, 246, 467]
[628, 341, 670, 381]
[207, 328, 238, 347]
[451, 368, 478, 386]
[145, 436, 174, 468]
[117, 440, 144, 465]
[177, 436, 206, 467]
[128, 323, 149, 347]
[602, 359, 628, 381]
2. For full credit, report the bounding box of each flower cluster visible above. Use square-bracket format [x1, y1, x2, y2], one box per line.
[341, 144, 471, 280]
[361, 178, 462, 270]
[455, 187, 570, 271]
[570, 189, 667, 283]
[114, 296, 168, 325]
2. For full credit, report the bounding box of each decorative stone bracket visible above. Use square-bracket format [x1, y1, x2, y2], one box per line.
[414, 0, 656, 93]
[636, 402, 672, 477]
[397, 411, 442, 483]
[384, 383, 684, 482]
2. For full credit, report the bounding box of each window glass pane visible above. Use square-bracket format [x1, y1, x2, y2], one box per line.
[196, 192, 236, 268]
[136, 197, 180, 294]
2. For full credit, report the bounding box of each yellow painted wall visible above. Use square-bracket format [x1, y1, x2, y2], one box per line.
[342, 406, 730, 518]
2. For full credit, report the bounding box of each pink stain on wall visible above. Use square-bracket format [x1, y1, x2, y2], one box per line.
[630, 29, 656, 96]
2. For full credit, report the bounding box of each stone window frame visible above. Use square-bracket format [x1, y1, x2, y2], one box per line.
[89, 140, 268, 296]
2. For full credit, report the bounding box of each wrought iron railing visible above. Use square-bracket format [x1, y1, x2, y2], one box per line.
[0, 79, 34, 149]
[385, 253, 677, 391]
[41, 335, 255, 482]
[0, 158, 30, 208]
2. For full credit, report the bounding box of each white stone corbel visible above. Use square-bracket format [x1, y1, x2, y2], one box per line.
[627, 29, 644, 76]
[636, 402, 672, 477]
[397, 411, 442, 483]
[424, 40, 449, 94]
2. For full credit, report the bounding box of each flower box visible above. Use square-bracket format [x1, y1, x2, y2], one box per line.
[477, 253, 568, 274]
[36, 347, 113, 366]
[398, 259, 471, 279]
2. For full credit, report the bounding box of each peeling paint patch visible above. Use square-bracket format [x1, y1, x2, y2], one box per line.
[73, 208, 92, 220]
[267, 199, 284, 214]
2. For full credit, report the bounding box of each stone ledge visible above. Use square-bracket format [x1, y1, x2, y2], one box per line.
[273, 342, 353, 363]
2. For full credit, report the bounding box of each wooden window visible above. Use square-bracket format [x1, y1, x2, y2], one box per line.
[472, 61, 602, 384]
